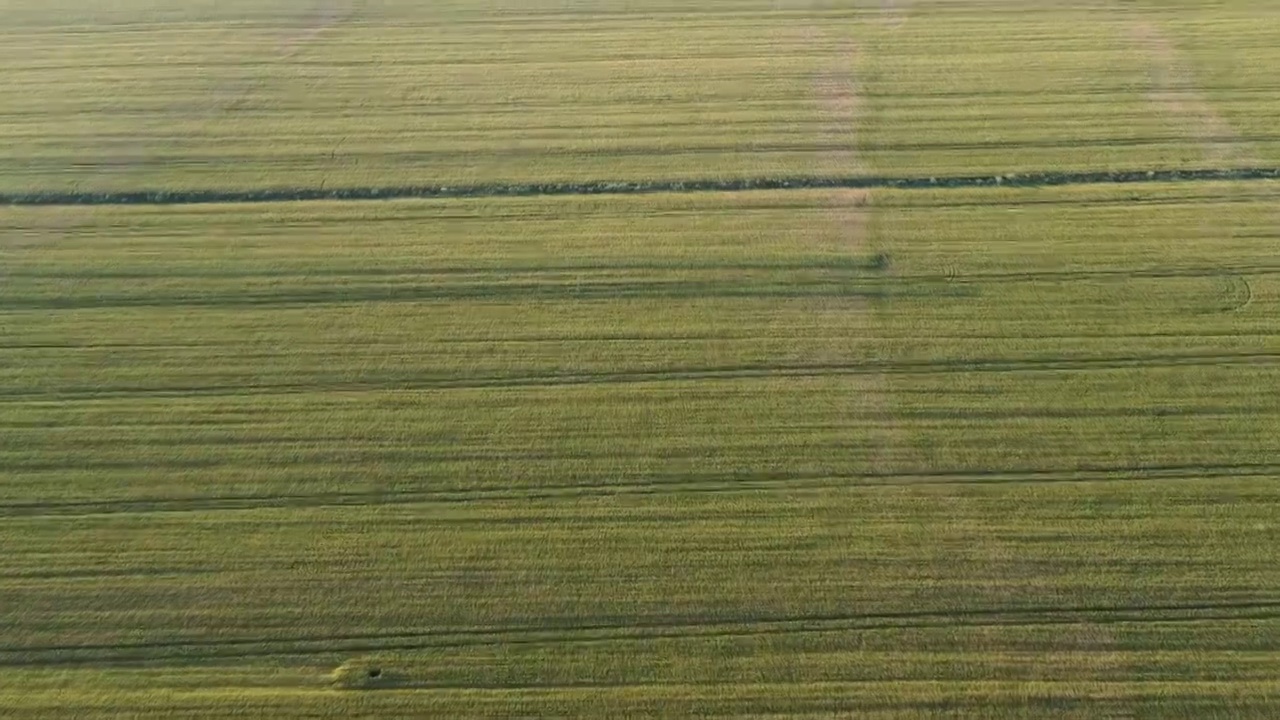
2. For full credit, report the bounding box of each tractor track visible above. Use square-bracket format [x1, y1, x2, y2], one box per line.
[2, 462, 1277, 519]
[1, 351, 1276, 402]
[2, 599, 1277, 667]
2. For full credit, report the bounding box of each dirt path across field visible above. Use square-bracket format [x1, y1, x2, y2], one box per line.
[813, 38, 873, 256]
[1130, 20, 1250, 165]
[809, 32, 894, 476]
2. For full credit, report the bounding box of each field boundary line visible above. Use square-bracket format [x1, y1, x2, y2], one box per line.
[3, 351, 1275, 401]
[5, 167, 1280, 206]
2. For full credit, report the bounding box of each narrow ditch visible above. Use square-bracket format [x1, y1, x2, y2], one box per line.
[4, 167, 1280, 206]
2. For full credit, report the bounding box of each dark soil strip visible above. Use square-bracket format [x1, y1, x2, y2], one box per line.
[5, 167, 1280, 206]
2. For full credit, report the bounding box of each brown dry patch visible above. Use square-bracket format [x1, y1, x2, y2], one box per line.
[280, 0, 353, 59]
[879, 0, 911, 29]
[1131, 20, 1250, 164]
[829, 190, 871, 246]
[813, 39, 865, 178]
[0, 208, 96, 251]
[812, 38, 871, 246]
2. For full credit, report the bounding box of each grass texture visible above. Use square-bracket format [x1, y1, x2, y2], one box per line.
[1, 0, 1279, 717]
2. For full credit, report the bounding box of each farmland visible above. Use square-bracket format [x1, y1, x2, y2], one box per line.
[2, 0, 1279, 717]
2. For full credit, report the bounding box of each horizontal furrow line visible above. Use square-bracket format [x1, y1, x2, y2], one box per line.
[2, 329, 1276, 350]
[6, 263, 1278, 283]
[5, 167, 1280, 206]
[5, 403, 1272, 447]
[0, 280, 945, 309]
[3, 600, 1277, 667]
[3, 462, 1276, 518]
[9, 135, 1280, 159]
[2, 352, 1276, 401]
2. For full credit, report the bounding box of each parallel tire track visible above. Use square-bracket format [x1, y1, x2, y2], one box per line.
[3, 600, 1278, 667]
[2, 352, 1276, 401]
[8, 262, 1279, 284]
[3, 462, 1277, 519]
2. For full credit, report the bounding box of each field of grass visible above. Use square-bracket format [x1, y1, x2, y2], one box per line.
[5, 0, 1280, 194]
[2, 0, 1280, 717]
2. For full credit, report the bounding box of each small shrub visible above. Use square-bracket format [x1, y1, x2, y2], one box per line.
[331, 659, 406, 690]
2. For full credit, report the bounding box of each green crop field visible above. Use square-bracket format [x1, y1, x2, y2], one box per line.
[2, 0, 1279, 717]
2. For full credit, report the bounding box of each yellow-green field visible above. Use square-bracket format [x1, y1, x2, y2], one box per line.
[2, 0, 1279, 717]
